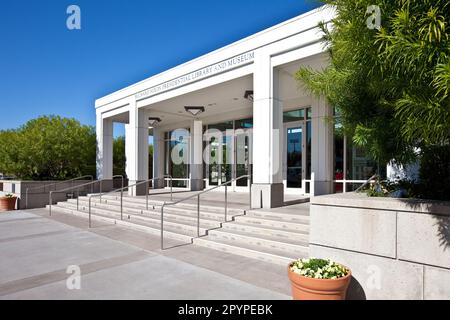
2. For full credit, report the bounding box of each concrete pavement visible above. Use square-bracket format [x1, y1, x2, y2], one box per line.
[0, 209, 291, 300]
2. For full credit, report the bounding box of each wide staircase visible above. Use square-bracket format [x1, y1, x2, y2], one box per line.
[47, 193, 310, 266]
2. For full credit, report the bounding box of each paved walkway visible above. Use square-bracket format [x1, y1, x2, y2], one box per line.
[0, 209, 291, 300]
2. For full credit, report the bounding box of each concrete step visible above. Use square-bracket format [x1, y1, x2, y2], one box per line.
[206, 228, 309, 257]
[221, 221, 308, 242]
[81, 194, 245, 215]
[54, 202, 212, 236]
[233, 215, 309, 233]
[245, 210, 309, 224]
[66, 198, 238, 223]
[193, 236, 305, 266]
[46, 205, 193, 243]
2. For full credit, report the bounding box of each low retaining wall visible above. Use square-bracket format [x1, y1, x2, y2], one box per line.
[310, 193, 450, 300]
[0, 179, 123, 210]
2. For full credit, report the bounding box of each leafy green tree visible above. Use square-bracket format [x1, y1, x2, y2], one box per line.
[149, 144, 154, 178]
[0, 116, 96, 180]
[112, 137, 154, 179]
[297, 0, 450, 165]
[113, 136, 126, 177]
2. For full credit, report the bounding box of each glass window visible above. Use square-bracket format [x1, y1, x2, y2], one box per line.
[306, 121, 312, 180]
[208, 121, 233, 132]
[333, 118, 386, 185]
[346, 140, 378, 181]
[286, 127, 303, 188]
[235, 118, 253, 129]
[334, 120, 345, 192]
[165, 129, 190, 188]
[283, 109, 305, 123]
[307, 107, 312, 120]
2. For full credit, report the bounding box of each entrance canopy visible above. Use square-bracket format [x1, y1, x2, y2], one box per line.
[94, 6, 336, 207]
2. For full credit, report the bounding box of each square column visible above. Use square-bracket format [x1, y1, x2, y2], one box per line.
[153, 128, 165, 189]
[96, 113, 113, 180]
[189, 120, 204, 191]
[310, 97, 333, 196]
[251, 53, 284, 208]
[126, 100, 149, 196]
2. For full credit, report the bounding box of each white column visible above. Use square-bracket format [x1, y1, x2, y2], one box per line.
[126, 99, 149, 195]
[311, 97, 333, 196]
[124, 124, 132, 180]
[251, 52, 284, 208]
[96, 112, 113, 180]
[189, 120, 204, 191]
[153, 128, 165, 189]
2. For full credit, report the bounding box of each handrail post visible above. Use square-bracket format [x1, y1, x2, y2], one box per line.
[26, 188, 29, 209]
[197, 194, 200, 237]
[170, 176, 173, 201]
[49, 191, 52, 216]
[99, 179, 103, 202]
[225, 184, 228, 222]
[146, 180, 149, 211]
[249, 183, 252, 210]
[88, 196, 92, 228]
[120, 188, 123, 221]
[91, 176, 94, 194]
[160, 205, 164, 250]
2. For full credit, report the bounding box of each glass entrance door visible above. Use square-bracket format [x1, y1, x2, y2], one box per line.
[207, 135, 220, 186]
[234, 129, 252, 191]
[283, 122, 305, 194]
[221, 134, 233, 184]
[205, 127, 252, 191]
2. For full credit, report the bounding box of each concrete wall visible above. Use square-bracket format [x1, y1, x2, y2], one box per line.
[310, 193, 450, 300]
[0, 179, 123, 210]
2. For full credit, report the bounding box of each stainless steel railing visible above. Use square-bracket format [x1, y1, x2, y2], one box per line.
[48, 176, 124, 216]
[26, 175, 94, 209]
[87, 175, 173, 228]
[160, 175, 251, 250]
[99, 175, 125, 202]
[354, 174, 379, 193]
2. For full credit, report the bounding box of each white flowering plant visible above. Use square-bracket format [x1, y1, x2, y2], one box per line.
[290, 258, 349, 280]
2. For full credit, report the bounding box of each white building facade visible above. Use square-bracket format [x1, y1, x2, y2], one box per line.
[95, 7, 383, 208]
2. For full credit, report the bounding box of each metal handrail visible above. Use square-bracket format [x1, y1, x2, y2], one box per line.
[355, 174, 379, 193]
[87, 175, 173, 228]
[48, 177, 122, 216]
[160, 175, 251, 250]
[99, 175, 125, 202]
[26, 175, 93, 209]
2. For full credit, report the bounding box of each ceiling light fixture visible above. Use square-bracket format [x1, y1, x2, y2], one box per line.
[244, 90, 254, 102]
[148, 117, 162, 127]
[184, 106, 205, 116]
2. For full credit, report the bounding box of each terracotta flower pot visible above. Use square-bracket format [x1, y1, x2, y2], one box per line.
[0, 197, 17, 211]
[287, 264, 352, 300]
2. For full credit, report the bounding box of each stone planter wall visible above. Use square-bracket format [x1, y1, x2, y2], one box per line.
[310, 193, 450, 300]
[0, 179, 125, 209]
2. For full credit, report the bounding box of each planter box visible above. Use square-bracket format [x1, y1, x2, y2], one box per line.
[0, 197, 17, 211]
[310, 193, 450, 300]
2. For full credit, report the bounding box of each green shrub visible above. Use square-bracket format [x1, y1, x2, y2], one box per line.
[290, 258, 349, 279]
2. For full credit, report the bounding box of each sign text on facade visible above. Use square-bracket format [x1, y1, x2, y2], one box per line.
[135, 51, 255, 100]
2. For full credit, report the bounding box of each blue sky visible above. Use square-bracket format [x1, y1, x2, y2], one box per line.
[0, 0, 321, 137]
